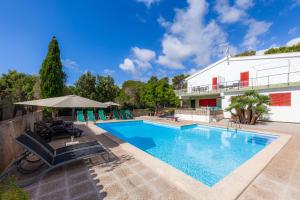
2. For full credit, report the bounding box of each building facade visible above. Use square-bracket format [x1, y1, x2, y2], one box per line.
[175, 52, 300, 123]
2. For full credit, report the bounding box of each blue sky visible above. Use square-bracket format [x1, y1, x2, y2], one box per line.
[0, 0, 300, 85]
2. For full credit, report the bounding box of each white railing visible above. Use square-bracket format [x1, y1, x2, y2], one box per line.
[175, 71, 300, 96]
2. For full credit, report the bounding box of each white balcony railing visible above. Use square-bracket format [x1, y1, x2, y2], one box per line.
[175, 71, 300, 96]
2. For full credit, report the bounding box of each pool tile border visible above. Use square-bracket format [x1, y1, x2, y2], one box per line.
[91, 120, 290, 200]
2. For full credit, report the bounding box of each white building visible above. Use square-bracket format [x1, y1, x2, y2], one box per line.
[175, 52, 300, 123]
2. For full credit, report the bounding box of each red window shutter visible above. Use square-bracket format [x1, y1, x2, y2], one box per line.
[269, 93, 291, 106]
[212, 77, 218, 90]
[199, 99, 217, 107]
[240, 71, 249, 87]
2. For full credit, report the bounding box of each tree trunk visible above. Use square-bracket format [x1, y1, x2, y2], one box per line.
[250, 114, 260, 125]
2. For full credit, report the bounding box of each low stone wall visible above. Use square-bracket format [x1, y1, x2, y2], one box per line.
[132, 109, 150, 117]
[0, 111, 42, 173]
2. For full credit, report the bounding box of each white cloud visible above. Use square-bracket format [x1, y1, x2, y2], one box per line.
[157, 16, 171, 28]
[288, 27, 298, 35]
[242, 19, 272, 49]
[215, 0, 253, 24]
[103, 69, 115, 75]
[286, 37, 300, 46]
[157, 0, 228, 69]
[119, 58, 136, 73]
[236, 0, 253, 9]
[135, 0, 160, 7]
[291, 0, 300, 8]
[119, 47, 156, 78]
[62, 59, 84, 73]
[132, 47, 156, 69]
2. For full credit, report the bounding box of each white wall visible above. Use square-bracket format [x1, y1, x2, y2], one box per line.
[175, 113, 211, 123]
[187, 53, 300, 89]
[222, 88, 300, 123]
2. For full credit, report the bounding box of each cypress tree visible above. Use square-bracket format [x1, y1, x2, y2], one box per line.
[39, 36, 64, 98]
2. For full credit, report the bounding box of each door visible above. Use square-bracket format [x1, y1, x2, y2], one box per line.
[191, 100, 196, 109]
[212, 77, 218, 90]
[240, 71, 249, 87]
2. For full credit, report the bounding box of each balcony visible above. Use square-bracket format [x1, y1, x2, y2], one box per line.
[175, 71, 300, 97]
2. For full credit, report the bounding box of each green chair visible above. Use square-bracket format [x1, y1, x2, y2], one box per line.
[76, 111, 85, 122]
[112, 110, 120, 120]
[125, 109, 134, 119]
[120, 110, 128, 120]
[98, 110, 107, 120]
[87, 110, 96, 122]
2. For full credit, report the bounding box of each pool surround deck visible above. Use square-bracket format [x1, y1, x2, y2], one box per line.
[93, 119, 290, 200]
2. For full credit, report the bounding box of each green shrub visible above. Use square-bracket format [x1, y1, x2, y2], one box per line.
[0, 177, 29, 200]
[234, 50, 256, 57]
[264, 43, 300, 54]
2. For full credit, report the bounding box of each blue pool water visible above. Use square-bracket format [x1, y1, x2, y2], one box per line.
[98, 121, 276, 187]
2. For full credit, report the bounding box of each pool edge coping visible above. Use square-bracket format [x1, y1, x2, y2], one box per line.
[91, 120, 291, 200]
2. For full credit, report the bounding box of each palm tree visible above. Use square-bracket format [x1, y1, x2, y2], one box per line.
[225, 90, 269, 125]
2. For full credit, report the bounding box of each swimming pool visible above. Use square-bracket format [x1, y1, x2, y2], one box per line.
[97, 121, 277, 187]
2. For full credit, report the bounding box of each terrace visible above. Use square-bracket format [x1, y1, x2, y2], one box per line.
[16, 117, 300, 200]
[175, 71, 300, 98]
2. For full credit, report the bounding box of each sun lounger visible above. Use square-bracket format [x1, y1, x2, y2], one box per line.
[98, 110, 107, 120]
[112, 110, 121, 120]
[6, 134, 109, 186]
[25, 131, 101, 156]
[87, 110, 96, 122]
[120, 110, 128, 119]
[125, 109, 134, 119]
[76, 110, 85, 122]
[34, 121, 83, 142]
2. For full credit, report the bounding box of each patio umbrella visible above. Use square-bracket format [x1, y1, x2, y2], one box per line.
[15, 95, 108, 108]
[104, 101, 121, 107]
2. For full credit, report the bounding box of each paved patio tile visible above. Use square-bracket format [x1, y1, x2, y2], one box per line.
[39, 178, 66, 195]
[130, 185, 158, 200]
[102, 183, 125, 200]
[68, 171, 90, 186]
[69, 181, 95, 199]
[120, 174, 144, 191]
[38, 189, 67, 200]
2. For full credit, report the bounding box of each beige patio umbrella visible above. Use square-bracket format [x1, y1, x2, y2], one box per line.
[104, 101, 121, 107]
[15, 95, 108, 119]
[15, 95, 108, 108]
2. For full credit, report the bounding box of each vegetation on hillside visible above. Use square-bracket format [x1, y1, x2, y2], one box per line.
[225, 90, 270, 125]
[264, 42, 300, 54]
[234, 50, 256, 57]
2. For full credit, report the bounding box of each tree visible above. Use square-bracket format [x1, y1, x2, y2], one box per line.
[75, 72, 97, 100]
[141, 76, 179, 114]
[0, 70, 37, 120]
[64, 85, 77, 95]
[225, 90, 270, 125]
[116, 80, 144, 108]
[172, 74, 188, 90]
[39, 36, 65, 98]
[0, 70, 37, 102]
[95, 75, 119, 102]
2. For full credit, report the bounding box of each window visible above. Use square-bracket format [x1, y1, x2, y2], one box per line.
[269, 93, 291, 106]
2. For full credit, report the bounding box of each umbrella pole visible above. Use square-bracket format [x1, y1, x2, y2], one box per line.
[72, 108, 75, 121]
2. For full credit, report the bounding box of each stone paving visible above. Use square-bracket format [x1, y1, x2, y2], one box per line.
[22, 118, 300, 200]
